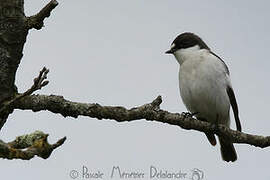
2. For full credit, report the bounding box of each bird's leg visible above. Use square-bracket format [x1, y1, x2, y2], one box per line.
[181, 111, 199, 119]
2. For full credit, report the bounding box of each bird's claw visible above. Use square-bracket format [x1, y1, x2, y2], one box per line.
[181, 112, 198, 119]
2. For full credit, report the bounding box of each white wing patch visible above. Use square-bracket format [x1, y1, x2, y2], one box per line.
[171, 43, 176, 49]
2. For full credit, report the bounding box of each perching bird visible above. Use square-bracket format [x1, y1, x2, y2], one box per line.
[165, 32, 241, 162]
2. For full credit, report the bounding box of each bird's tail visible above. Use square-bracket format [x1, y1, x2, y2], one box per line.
[219, 137, 237, 162]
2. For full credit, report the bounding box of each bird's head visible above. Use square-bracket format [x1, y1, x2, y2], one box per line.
[166, 32, 210, 64]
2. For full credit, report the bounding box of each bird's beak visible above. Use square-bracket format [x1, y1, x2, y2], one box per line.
[165, 49, 173, 54]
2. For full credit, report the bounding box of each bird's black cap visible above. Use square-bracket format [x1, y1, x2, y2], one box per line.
[166, 32, 210, 54]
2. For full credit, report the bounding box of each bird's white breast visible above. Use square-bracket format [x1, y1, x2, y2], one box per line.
[176, 47, 231, 125]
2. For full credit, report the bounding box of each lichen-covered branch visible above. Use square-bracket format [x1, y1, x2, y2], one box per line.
[25, 0, 59, 30]
[0, 131, 66, 160]
[13, 95, 270, 148]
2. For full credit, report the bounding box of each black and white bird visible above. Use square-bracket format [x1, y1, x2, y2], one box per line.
[165, 32, 242, 162]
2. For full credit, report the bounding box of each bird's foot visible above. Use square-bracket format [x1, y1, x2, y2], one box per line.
[210, 123, 219, 134]
[181, 112, 198, 119]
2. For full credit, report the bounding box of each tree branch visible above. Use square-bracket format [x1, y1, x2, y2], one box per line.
[13, 95, 270, 148]
[0, 130, 66, 160]
[25, 0, 59, 30]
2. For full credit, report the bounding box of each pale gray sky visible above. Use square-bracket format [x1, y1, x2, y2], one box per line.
[1, 0, 270, 179]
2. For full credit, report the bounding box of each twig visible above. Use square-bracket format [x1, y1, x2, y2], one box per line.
[0, 67, 49, 116]
[26, 0, 59, 30]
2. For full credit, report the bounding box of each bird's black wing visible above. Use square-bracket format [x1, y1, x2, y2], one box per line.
[211, 51, 241, 131]
[226, 86, 242, 132]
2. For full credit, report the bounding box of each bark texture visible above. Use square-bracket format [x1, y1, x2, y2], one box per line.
[0, 0, 28, 128]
